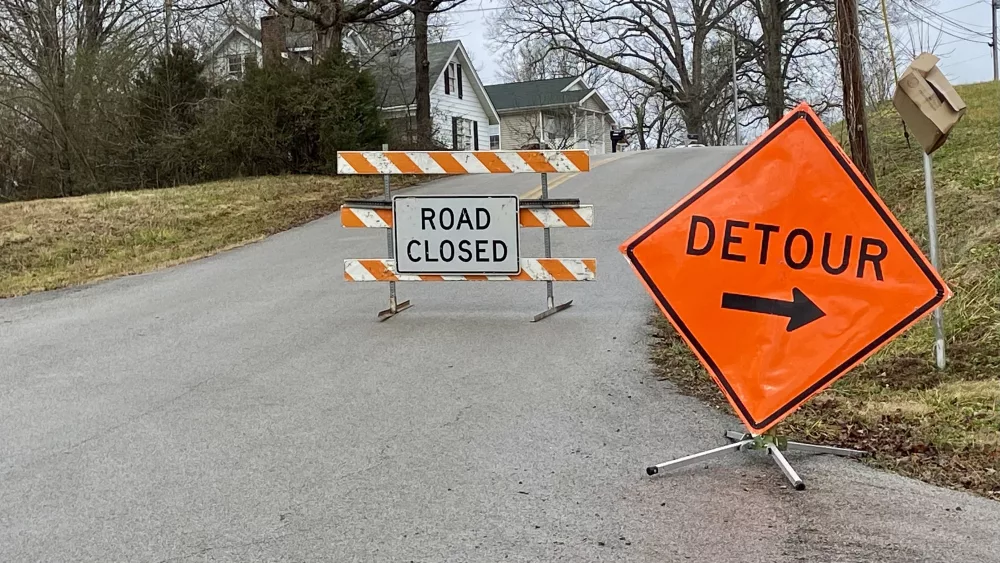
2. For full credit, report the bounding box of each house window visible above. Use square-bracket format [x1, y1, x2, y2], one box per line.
[448, 62, 457, 96]
[554, 113, 574, 136]
[459, 118, 474, 150]
[227, 54, 244, 77]
[490, 135, 500, 150]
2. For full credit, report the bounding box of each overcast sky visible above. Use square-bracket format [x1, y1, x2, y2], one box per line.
[445, 0, 998, 86]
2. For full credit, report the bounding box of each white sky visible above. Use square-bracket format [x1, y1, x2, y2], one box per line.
[445, 0, 998, 86]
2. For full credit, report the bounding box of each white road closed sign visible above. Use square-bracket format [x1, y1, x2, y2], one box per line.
[393, 195, 520, 275]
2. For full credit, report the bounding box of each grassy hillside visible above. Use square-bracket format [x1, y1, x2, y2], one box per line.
[652, 82, 1000, 500]
[0, 175, 420, 297]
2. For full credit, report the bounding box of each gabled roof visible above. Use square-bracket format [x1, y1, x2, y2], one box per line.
[234, 22, 261, 43]
[370, 40, 461, 109]
[204, 24, 261, 61]
[369, 40, 499, 125]
[485, 77, 597, 112]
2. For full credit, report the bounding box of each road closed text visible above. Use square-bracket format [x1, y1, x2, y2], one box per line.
[406, 208, 510, 264]
[393, 196, 520, 274]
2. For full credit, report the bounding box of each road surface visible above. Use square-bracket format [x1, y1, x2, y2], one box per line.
[2, 148, 998, 562]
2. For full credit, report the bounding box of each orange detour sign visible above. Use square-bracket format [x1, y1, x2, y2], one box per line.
[621, 103, 951, 433]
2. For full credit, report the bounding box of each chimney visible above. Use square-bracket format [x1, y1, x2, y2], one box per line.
[260, 15, 285, 67]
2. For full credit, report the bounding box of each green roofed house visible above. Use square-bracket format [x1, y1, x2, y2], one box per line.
[484, 76, 616, 154]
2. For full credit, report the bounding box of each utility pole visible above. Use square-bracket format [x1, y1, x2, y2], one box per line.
[993, 0, 998, 81]
[835, 0, 875, 186]
[732, 36, 740, 145]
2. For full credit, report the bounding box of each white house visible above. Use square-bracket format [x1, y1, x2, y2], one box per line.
[203, 19, 500, 150]
[202, 18, 369, 81]
[368, 40, 500, 150]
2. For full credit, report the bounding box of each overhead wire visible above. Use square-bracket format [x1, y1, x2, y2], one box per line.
[939, 0, 987, 15]
[895, 1, 991, 44]
[906, 0, 991, 38]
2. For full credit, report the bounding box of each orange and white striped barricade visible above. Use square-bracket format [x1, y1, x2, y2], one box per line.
[338, 149, 595, 321]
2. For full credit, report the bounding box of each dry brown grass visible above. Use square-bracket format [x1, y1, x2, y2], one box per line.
[0, 175, 420, 297]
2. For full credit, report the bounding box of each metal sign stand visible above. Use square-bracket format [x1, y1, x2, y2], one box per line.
[378, 144, 411, 322]
[532, 172, 573, 322]
[645, 430, 865, 490]
[923, 152, 946, 369]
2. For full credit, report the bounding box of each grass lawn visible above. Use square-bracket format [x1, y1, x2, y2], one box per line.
[650, 82, 1000, 500]
[0, 175, 420, 297]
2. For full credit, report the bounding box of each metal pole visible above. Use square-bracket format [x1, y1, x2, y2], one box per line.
[731, 35, 740, 145]
[384, 143, 397, 313]
[541, 172, 554, 309]
[923, 152, 946, 370]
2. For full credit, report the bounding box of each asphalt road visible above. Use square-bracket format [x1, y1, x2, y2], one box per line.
[2, 148, 998, 562]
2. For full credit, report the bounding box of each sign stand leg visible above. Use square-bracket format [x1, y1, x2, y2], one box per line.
[923, 152, 946, 369]
[532, 172, 573, 322]
[646, 430, 866, 490]
[766, 443, 804, 490]
[377, 145, 411, 322]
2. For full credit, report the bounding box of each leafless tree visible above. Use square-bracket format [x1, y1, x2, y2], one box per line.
[493, 0, 760, 139]
[262, 0, 409, 56]
[0, 0, 158, 197]
[603, 69, 691, 149]
[735, 0, 835, 125]
[491, 38, 582, 83]
[354, 8, 453, 63]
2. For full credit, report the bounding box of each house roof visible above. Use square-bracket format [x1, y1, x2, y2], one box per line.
[369, 40, 500, 125]
[484, 77, 594, 111]
[234, 22, 260, 43]
[370, 40, 462, 108]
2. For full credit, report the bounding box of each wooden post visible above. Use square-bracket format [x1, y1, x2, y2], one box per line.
[835, 0, 876, 186]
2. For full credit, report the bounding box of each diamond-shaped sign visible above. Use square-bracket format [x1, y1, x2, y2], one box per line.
[621, 104, 951, 433]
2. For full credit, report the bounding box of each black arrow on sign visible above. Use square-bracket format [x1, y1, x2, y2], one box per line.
[721, 288, 826, 332]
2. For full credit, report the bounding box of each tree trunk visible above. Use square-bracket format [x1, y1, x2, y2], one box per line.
[762, 0, 785, 125]
[81, 0, 101, 49]
[680, 101, 704, 144]
[40, 0, 72, 195]
[635, 105, 647, 150]
[316, 0, 345, 59]
[413, 0, 433, 146]
[316, 23, 343, 58]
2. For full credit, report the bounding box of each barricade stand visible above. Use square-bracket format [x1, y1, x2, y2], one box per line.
[337, 150, 595, 321]
[645, 431, 865, 490]
[532, 172, 571, 321]
[374, 144, 412, 321]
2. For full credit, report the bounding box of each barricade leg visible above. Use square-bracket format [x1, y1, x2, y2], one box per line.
[532, 172, 573, 322]
[377, 144, 411, 322]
